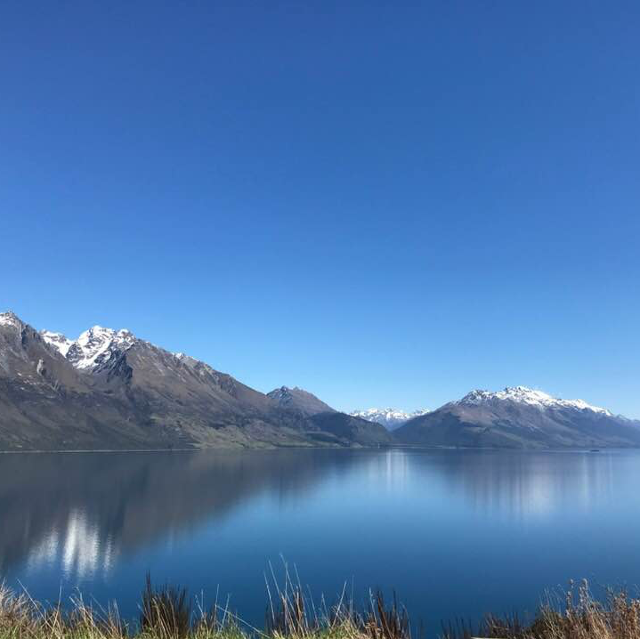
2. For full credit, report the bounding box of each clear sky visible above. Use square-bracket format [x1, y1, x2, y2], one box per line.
[1, 1, 639, 417]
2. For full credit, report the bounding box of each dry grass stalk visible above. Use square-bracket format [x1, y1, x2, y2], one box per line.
[1, 577, 640, 639]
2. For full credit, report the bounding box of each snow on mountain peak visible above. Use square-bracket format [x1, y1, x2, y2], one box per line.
[40, 330, 74, 357]
[173, 352, 203, 367]
[0, 311, 23, 329]
[350, 407, 431, 430]
[38, 324, 139, 371]
[457, 386, 611, 415]
[68, 326, 136, 370]
[1, 314, 142, 372]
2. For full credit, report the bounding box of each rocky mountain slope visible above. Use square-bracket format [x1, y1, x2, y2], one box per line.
[395, 386, 640, 449]
[267, 386, 336, 416]
[0, 312, 390, 451]
[267, 386, 392, 445]
[350, 407, 430, 430]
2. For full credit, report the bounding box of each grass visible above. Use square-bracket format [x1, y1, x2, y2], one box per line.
[1, 577, 640, 639]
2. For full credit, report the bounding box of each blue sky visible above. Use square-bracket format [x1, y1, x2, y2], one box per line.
[1, 1, 639, 416]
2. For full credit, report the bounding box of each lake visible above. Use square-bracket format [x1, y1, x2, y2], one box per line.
[2, 448, 640, 635]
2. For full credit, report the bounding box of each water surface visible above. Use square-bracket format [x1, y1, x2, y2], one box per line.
[2, 448, 640, 633]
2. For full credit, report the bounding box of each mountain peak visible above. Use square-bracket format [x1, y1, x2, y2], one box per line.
[78, 325, 134, 342]
[350, 407, 431, 430]
[0, 311, 24, 330]
[38, 323, 139, 371]
[68, 325, 137, 371]
[267, 386, 335, 416]
[456, 386, 611, 415]
[268, 386, 307, 399]
[40, 330, 74, 357]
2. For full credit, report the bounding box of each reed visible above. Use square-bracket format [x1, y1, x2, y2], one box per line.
[1, 577, 640, 639]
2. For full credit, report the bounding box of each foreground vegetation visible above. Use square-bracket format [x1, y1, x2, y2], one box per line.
[1, 578, 640, 639]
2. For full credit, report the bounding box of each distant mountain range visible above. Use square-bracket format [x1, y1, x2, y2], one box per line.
[395, 386, 640, 449]
[1, 311, 639, 451]
[349, 408, 430, 430]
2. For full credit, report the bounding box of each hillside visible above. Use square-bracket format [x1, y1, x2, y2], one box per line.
[0, 312, 389, 451]
[395, 386, 640, 449]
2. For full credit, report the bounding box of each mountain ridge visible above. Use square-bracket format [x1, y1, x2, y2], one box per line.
[454, 386, 613, 415]
[267, 386, 336, 416]
[395, 385, 640, 449]
[0, 312, 390, 451]
[2, 311, 639, 451]
[349, 408, 431, 430]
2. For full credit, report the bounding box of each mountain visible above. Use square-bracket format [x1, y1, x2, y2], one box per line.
[350, 408, 430, 431]
[308, 412, 393, 446]
[4, 313, 638, 452]
[267, 386, 336, 416]
[266, 386, 392, 445]
[0, 312, 390, 451]
[395, 386, 640, 449]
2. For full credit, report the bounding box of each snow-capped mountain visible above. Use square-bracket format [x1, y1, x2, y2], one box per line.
[395, 385, 640, 449]
[40, 331, 74, 357]
[3, 311, 640, 452]
[456, 386, 612, 416]
[42, 326, 137, 371]
[0, 311, 22, 329]
[0, 311, 391, 451]
[350, 408, 430, 430]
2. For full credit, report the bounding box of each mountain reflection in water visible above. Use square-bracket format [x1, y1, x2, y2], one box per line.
[2, 448, 640, 634]
[0, 449, 361, 577]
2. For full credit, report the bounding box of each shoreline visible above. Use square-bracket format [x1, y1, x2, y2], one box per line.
[0, 578, 636, 639]
[0, 444, 633, 454]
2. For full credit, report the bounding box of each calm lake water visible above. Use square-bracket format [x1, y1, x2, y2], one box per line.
[2, 448, 640, 634]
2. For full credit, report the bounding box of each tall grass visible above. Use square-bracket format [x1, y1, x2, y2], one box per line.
[140, 574, 191, 638]
[443, 580, 640, 639]
[1, 577, 640, 639]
